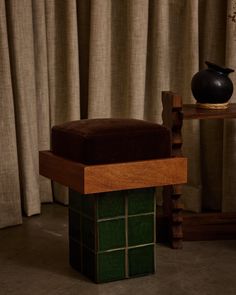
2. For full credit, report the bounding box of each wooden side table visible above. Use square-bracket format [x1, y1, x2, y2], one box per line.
[160, 91, 236, 246]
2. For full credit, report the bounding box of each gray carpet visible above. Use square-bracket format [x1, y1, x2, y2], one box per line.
[0, 204, 236, 295]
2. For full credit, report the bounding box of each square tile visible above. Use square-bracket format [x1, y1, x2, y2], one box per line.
[69, 238, 81, 271]
[81, 195, 95, 217]
[81, 216, 95, 250]
[97, 250, 125, 283]
[128, 188, 155, 215]
[128, 214, 154, 246]
[69, 209, 80, 241]
[98, 219, 125, 251]
[128, 245, 155, 277]
[69, 189, 81, 211]
[97, 191, 125, 219]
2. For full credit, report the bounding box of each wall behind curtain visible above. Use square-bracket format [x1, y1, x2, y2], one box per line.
[0, 0, 236, 228]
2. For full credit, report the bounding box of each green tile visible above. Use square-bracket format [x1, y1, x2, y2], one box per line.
[81, 195, 95, 218]
[82, 247, 96, 281]
[69, 189, 81, 211]
[128, 245, 155, 277]
[97, 191, 125, 219]
[69, 210, 80, 241]
[97, 250, 125, 283]
[81, 216, 95, 250]
[69, 189, 96, 218]
[98, 219, 125, 251]
[69, 238, 81, 271]
[128, 188, 155, 215]
[128, 214, 154, 246]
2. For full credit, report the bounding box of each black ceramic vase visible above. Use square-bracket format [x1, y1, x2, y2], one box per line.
[191, 61, 234, 108]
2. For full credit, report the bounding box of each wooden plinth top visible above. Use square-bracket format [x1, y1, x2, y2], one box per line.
[182, 103, 236, 120]
[39, 151, 187, 195]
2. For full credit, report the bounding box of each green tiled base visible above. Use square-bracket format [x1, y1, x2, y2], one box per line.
[98, 250, 126, 282]
[69, 188, 156, 283]
[98, 218, 125, 251]
[129, 245, 155, 277]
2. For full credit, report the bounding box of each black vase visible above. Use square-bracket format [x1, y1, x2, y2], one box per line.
[191, 61, 234, 106]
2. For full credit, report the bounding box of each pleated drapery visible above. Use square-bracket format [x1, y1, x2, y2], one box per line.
[0, 0, 236, 228]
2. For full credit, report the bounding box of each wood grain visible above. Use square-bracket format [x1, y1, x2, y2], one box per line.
[182, 103, 236, 120]
[39, 151, 187, 195]
[39, 151, 85, 194]
[157, 212, 236, 242]
[162, 91, 184, 249]
[84, 157, 187, 194]
[183, 212, 236, 241]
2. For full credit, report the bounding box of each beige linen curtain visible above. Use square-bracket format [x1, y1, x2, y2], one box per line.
[0, 0, 236, 229]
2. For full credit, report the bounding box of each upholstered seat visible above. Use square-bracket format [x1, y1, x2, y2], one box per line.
[51, 118, 171, 165]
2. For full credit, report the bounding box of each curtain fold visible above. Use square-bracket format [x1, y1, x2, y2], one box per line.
[0, 0, 22, 227]
[222, 0, 236, 211]
[32, 0, 52, 204]
[0, 0, 236, 228]
[5, 0, 41, 216]
[45, 0, 81, 205]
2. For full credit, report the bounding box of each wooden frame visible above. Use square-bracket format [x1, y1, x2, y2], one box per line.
[39, 151, 187, 195]
[161, 91, 236, 243]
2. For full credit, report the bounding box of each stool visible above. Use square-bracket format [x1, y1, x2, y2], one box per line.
[39, 118, 187, 283]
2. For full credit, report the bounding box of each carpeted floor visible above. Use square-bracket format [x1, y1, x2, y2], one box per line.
[0, 204, 236, 295]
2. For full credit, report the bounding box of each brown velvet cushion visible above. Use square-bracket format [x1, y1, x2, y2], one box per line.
[51, 118, 171, 165]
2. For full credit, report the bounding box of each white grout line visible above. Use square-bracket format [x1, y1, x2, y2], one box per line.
[70, 207, 155, 222]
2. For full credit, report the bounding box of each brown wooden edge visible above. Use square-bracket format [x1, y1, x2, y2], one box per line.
[39, 150, 85, 193]
[157, 212, 236, 241]
[162, 91, 184, 249]
[84, 156, 187, 194]
[160, 91, 236, 245]
[39, 151, 187, 195]
[182, 103, 236, 120]
[183, 212, 236, 241]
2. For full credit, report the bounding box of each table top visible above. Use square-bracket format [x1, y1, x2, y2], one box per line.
[182, 103, 236, 120]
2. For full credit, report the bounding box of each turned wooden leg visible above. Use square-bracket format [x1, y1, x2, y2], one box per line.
[162, 91, 184, 249]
